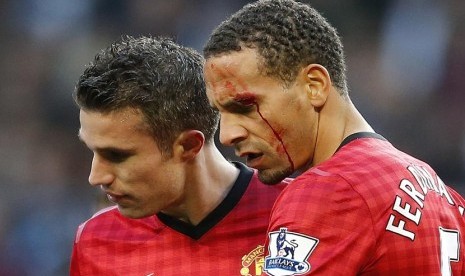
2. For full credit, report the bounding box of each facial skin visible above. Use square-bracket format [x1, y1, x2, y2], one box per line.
[204, 48, 321, 184]
[78, 108, 186, 218]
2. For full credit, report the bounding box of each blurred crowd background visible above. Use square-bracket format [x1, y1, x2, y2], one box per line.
[0, 0, 464, 275]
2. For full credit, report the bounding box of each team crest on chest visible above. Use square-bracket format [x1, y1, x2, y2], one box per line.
[241, 245, 265, 276]
[264, 228, 319, 276]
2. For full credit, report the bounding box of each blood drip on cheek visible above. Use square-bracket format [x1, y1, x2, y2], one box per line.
[234, 93, 295, 172]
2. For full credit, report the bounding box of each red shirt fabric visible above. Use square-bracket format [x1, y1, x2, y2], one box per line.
[71, 162, 289, 275]
[264, 133, 465, 276]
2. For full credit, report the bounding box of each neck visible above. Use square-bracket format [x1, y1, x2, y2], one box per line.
[161, 143, 239, 225]
[313, 91, 374, 166]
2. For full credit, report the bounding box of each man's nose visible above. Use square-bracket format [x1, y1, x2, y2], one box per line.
[88, 155, 114, 187]
[218, 115, 248, 147]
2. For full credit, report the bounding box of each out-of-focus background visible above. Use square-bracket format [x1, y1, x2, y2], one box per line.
[0, 0, 464, 275]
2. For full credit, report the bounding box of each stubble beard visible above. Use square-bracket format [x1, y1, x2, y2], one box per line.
[257, 166, 294, 185]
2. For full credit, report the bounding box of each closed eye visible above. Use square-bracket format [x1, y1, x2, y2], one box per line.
[98, 149, 133, 163]
[223, 100, 255, 114]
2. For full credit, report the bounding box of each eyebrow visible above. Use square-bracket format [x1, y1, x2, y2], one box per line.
[77, 130, 134, 154]
[84, 144, 136, 157]
[219, 99, 256, 114]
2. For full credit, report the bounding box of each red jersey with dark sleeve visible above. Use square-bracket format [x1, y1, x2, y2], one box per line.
[70, 162, 289, 276]
[264, 133, 465, 276]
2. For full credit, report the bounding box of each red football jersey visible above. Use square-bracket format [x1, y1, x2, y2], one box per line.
[71, 162, 289, 275]
[264, 133, 465, 276]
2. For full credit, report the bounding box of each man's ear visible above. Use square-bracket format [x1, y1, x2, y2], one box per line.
[173, 130, 205, 161]
[301, 64, 331, 108]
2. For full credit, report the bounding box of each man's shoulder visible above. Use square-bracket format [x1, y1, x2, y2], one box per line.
[74, 205, 120, 243]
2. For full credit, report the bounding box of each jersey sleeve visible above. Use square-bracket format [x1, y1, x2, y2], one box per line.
[264, 173, 376, 275]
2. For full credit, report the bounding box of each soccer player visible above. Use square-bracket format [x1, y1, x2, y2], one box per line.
[203, 0, 465, 275]
[70, 36, 289, 275]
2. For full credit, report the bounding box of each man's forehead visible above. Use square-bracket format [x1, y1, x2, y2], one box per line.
[204, 57, 239, 85]
[206, 48, 261, 73]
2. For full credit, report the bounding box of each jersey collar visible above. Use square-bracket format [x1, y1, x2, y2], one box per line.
[335, 132, 386, 153]
[156, 162, 253, 240]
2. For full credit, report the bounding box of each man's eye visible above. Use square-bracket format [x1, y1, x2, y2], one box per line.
[235, 104, 255, 114]
[103, 151, 129, 163]
[227, 102, 255, 114]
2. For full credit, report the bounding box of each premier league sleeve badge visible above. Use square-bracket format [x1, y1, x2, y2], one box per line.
[264, 228, 319, 276]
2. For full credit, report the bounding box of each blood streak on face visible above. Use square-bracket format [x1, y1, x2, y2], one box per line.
[233, 92, 295, 172]
[207, 60, 295, 172]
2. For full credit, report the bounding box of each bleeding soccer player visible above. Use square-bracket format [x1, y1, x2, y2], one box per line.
[203, 0, 465, 275]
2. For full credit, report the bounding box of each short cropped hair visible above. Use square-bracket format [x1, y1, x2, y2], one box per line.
[75, 36, 219, 155]
[204, 0, 348, 94]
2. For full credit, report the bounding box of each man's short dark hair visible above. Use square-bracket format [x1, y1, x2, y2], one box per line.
[75, 36, 219, 155]
[204, 0, 348, 94]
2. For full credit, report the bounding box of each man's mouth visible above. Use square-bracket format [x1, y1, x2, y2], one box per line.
[246, 152, 262, 161]
[102, 189, 126, 204]
[243, 152, 264, 168]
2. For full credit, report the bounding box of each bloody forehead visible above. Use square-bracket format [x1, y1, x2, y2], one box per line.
[207, 58, 249, 92]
